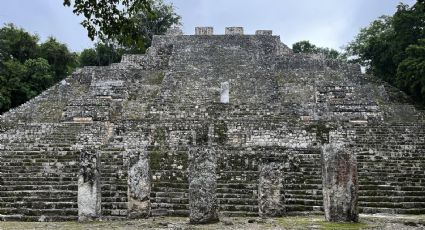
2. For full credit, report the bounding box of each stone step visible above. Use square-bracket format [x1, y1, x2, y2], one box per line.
[150, 208, 189, 217]
[359, 196, 425, 202]
[0, 184, 77, 191]
[151, 192, 188, 199]
[219, 211, 258, 217]
[218, 198, 257, 205]
[359, 201, 425, 209]
[219, 204, 258, 212]
[0, 201, 77, 209]
[0, 214, 77, 221]
[102, 209, 128, 216]
[0, 197, 76, 202]
[0, 208, 77, 216]
[359, 207, 425, 215]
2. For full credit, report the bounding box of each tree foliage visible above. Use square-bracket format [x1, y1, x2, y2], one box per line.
[0, 24, 77, 113]
[64, 0, 180, 53]
[346, 0, 425, 104]
[79, 42, 124, 66]
[292, 40, 343, 60]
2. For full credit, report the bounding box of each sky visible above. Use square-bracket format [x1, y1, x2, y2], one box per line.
[0, 0, 417, 52]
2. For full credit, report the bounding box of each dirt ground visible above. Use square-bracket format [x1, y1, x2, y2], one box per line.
[1, 214, 425, 230]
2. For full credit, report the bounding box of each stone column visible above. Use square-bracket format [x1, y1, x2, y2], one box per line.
[259, 162, 284, 217]
[188, 147, 219, 224]
[127, 149, 151, 218]
[322, 142, 358, 222]
[78, 147, 101, 221]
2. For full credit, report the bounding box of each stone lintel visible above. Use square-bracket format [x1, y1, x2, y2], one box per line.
[195, 27, 214, 35]
[256, 30, 273, 35]
[225, 27, 244, 35]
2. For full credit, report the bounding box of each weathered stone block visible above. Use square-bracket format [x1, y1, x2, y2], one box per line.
[128, 149, 151, 218]
[78, 147, 101, 221]
[188, 147, 219, 224]
[259, 162, 284, 217]
[220, 81, 230, 103]
[322, 141, 358, 222]
[166, 27, 183, 36]
[195, 27, 213, 35]
[225, 27, 244, 35]
[255, 30, 273, 35]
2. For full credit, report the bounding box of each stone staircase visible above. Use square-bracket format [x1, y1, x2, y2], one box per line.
[285, 151, 323, 214]
[149, 149, 189, 217]
[0, 123, 84, 221]
[355, 124, 425, 214]
[100, 144, 128, 220]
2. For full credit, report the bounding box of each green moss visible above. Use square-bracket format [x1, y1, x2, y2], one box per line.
[152, 127, 166, 145]
[319, 221, 368, 230]
[150, 146, 163, 169]
[277, 216, 369, 230]
[275, 72, 298, 84]
[146, 72, 165, 85]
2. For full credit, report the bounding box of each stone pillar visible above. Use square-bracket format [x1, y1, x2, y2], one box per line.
[195, 27, 213, 35]
[127, 149, 151, 218]
[188, 147, 219, 224]
[259, 162, 284, 217]
[220, 81, 230, 103]
[322, 142, 358, 222]
[225, 27, 244, 35]
[78, 147, 101, 221]
[255, 30, 273, 35]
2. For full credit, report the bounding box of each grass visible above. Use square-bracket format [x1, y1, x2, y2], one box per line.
[277, 216, 370, 230]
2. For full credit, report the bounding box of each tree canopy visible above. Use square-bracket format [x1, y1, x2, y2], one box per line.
[63, 0, 180, 53]
[0, 24, 77, 113]
[292, 40, 342, 60]
[346, 0, 425, 104]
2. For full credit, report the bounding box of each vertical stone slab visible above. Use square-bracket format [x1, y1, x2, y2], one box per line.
[220, 81, 230, 103]
[322, 142, 358, 222]
[78, 147, 101, 221]
[225, 27, 244, 35]
[188, 147, 219, 224]
[259, 162, 284, 217]
[128, 149, 151, 218]
[195, 27, 213, 35]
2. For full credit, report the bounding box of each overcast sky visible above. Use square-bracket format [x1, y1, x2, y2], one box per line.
[0, 0, 416, 52]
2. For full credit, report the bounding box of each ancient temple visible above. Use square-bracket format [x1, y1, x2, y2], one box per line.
[0, 27, 424, 222]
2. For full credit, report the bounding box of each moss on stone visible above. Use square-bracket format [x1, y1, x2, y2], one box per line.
[306, 123, 332, 144]
[150, 146, 163, 169]
[214, 120, 228, 144]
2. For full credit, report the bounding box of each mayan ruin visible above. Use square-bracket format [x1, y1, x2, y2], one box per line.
[0, 26, 424, 226]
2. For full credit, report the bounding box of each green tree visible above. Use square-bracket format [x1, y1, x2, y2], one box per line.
[63, 0, 180, 53]
[292, 40, 318, 54]
[38, 37, 76, 80]
[292, 40, 342, 60]
[0, 23, 38, 62]
[396, 39, 425, 102]
[24, 58, 54, 94]
[79, 48, 98, 66]
[79, 42, 125, 67]
[0, 24, 77, 113]
[346, 1, 425, 104]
